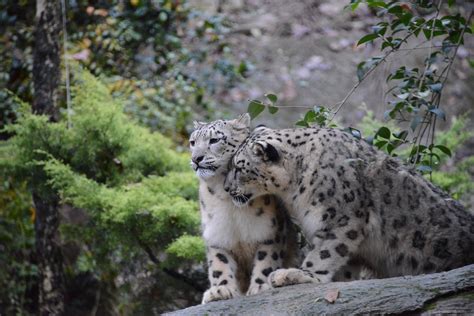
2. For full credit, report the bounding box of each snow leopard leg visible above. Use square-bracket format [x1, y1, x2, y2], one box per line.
[202, 247, 240, 304]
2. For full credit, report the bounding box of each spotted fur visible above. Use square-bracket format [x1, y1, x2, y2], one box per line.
[225, 126, 474, 287]
[190, 115, 299, 303]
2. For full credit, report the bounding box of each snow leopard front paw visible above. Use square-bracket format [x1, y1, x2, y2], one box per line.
[201, 285, 240, 304]
[268, 268, 320, 288]
[246, 282, 271, 296]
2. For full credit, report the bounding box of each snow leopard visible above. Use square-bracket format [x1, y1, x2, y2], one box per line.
[224, 125, 474, 288]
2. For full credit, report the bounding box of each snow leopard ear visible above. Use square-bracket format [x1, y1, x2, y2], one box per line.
[253, 124, 267, 133]
[252, 141, 280, 163]
[231, 113, 251, 130]
[193, 121, 207, 129]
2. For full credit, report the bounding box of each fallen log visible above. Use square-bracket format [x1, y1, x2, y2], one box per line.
[166, 264, 474, 315]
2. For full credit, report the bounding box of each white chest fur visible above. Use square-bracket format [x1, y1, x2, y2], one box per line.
[200, 180, 275, 249]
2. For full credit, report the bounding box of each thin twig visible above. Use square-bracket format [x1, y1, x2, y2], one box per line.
[411, 111, 432, 167]
[394, 44, 470, 52]
[267, 104, 313, 109]
[328, 19, 430, 123]
[438, 11, 473, 88]
[417, 0, 442, 93]
[411, 1, 442, 168]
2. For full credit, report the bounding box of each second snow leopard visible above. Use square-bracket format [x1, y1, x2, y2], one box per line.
[225, 126, 474, 288]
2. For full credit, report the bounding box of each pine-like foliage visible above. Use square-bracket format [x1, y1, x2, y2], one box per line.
[0, 67, 203, 266]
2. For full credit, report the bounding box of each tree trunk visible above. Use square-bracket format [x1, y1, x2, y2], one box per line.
[33, 0, 61, 120]
[33, 0, 64, 315]
[167, 264, 474, 315]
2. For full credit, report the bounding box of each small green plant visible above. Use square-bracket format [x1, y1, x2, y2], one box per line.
[356, 112, 474, 202]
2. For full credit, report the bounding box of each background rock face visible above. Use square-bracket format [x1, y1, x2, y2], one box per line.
[190, 0, 473, 132]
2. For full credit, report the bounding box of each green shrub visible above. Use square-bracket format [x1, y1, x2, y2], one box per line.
[0, 67, 204, 312]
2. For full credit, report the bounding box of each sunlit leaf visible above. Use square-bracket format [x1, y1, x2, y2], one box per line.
[357, 33, 378, 46]
[376, 127, 391, 139]
[434, 145, 452, 157]
[247, 100, 265, 120]
[268, 105, 278, 114]
[265, 93, 278, 104]
[393, 130, 408, 140]
[296, 120, 309, 127]
[304, 110, 317, 122]
[375, 140, 388, 149]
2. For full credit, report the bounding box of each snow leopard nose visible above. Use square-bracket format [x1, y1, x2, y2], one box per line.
[192, 155, 204, 164]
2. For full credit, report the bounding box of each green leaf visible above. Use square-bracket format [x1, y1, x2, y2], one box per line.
[410, 145, 428, 157]
[393, 130, 408, 140]
[448, 0, 454, 7]
[367, 1, 387, 9]
[376, 126, 391, 139]
[304, 110, 317, 122]
[357, 62, 366, 81]
[387, 4, 403, 15]
[268, 106, 278, 114]
[427, 152, 441, 164]
[296, 120, 309, 127]
[434, 145, 452, 157]
[265, 93, 278, 104]
[428, 83, 443, 92]
[357, 33, 379, 46]
[247, 100, 265, 120]
[422, 27, 432, 40]
[237, 61, 248, 76]
[429, 108, 446, 120]
[350, 0, 361, 11]
[375, 140, 388, 149]
[387, 143, 395, 154]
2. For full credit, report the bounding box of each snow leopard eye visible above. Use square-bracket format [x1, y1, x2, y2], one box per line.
[190, 140, 195, 146]
[209, 138, 219, 144]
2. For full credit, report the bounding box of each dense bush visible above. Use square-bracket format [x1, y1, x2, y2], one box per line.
[0, 67, 204, 313]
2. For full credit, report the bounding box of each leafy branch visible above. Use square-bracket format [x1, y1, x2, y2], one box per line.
[248, 0, 472, 175]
